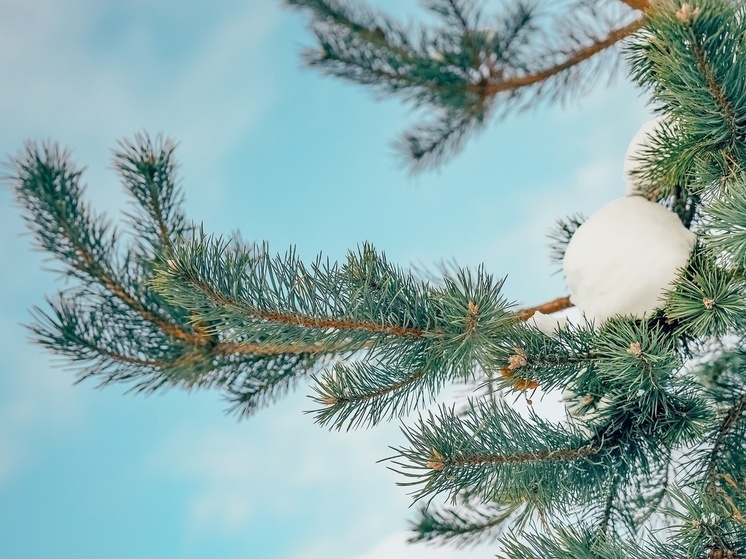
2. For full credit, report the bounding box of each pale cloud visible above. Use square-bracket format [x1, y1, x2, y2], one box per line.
[353, 531, 495, 559]
[0, 429, 22, 484]
[146, 428, 257, 533]
[0, 0, 280, 218]
[0, 337, 84, 484]
[146, 391, 410, 541]
[189, 486, 253, 534]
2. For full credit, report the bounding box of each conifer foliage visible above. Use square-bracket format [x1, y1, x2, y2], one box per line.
[8, 0, 746, 557]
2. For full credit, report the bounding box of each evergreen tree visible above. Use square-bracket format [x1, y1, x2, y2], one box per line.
[8, 0, 746, 556]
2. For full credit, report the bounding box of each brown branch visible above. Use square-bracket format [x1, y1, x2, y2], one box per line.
[688, 22, 739, 145]
[216, 294, 575, 357]
[470, 18, 645, 96]
[180, 271, 575, 358]
[324, 369, 426, 406]
[184, 275, 427, 340]
[81, 250, 346, 358]
[599, 473, 621, 537]
[58, 214, 205, 346]
[214, 340, 332, 356]
[516, 296, 573, 322]
[430, 443, 599, 470]
[95, 269, 203, 344]
[619, 0, 649, 10]
[145, 181, 173, 251]
[86, 344, 204, 371]
[705, 392, 746, 499]
[258, 309, 425, 338]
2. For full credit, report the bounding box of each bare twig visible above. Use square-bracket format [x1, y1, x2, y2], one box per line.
[469, 18, 645, 96]
[619, 0, 650, 11]
[516, 296, 573, 322]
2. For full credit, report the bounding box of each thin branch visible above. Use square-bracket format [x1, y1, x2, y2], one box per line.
[410, 502, 521, 545]
[323, 369, 425, 406]
[705, 392, 746, 499]
[687, 21, 739, 144]
[74, 342, 204, 373]
[430, 443, 599, 470]
[183, 274, 428, 339]
[220, 294, 573, 356]
[516, 295, 573, 321]
[598, 473, 621, 537]
[470, 18, 645, 96]
[144, 176, 174, 251]
[619, 0, 649, 11]
[214, 340, 327, 356]
[96, 270, 201, 344]
[210, 295, 574, 357]
[56, 213, 203, 346]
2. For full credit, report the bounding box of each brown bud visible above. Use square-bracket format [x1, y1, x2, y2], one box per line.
[426, 449, 445, 471]
[676, 3, 701, 24]
[508, 348, 527, 370]
[627, 341, 643, 357]
[466, 300, 479, 332]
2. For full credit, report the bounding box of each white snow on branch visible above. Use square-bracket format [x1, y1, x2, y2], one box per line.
[623, 115, 667, 196]
[563, 196, 694, 324]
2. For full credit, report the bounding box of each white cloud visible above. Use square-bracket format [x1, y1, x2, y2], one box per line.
[189, 488, 253, 534]
[0, 0, 280, 218]
[0, 339, 84, 484]
[146, 427, 257, 533]
[145, 388, 412, 545]
[353, 531, 495, 559]
[0, 429, 22, 484]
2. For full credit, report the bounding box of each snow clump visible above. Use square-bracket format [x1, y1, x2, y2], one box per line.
[622, 115, 668, 196]
[562, 116, 695, 325]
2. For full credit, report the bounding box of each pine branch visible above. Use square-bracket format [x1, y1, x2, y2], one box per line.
[628, 0, 746, 192]
[154, 237, 433, 351]
[9, 142, 203, 345]
[665, 255, 746, 338]
[310, 357, 435, 430]
[496, 524, 630, 559]
[703, 174, 746, 267]
[392, 399, 603, 505]
[686, 17, 739, 145]
[398, 109, 487, 173]
[114, 134, 190, 251]
[598, 473, 622, 538]
[7, 139, 333, 415]
[547, 214, 586, 275]
[705, 391, 746, 499]
[287, 1, 644, 170]
[409, 500, 523, 548]
[656, 488, 743, 559]
[471, 17, 645, 96]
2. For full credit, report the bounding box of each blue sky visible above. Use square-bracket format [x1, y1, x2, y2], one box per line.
[0, 1, 651, 557]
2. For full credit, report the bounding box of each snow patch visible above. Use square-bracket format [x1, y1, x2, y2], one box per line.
[563, 196, 694, 324]
[623, 115, 667, 196]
